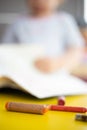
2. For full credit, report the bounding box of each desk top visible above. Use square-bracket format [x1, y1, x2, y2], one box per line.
[0, 89, 87, 130]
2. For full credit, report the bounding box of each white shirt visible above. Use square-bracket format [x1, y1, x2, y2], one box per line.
[2, 12, 85, 56]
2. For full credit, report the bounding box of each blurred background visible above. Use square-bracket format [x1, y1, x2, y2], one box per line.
[0, 0, 87, 44]
[0, 0, 87, 81]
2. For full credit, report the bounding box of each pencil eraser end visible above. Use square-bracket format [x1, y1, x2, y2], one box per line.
[58, 97, 65, 106]
[58, 100, 65, 106]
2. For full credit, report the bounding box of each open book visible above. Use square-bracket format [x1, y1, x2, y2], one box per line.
[0, 44, 87, 99]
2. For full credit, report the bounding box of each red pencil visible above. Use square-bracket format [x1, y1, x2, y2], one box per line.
[50, 105, 87, 113]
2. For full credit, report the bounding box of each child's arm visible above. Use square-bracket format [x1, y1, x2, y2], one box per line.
[35, 14, 85, 73]
[35, 47, 84, 73]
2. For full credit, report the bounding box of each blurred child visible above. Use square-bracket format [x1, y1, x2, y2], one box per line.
[2, 0, 85, 73]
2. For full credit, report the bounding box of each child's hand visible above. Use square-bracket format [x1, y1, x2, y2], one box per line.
[34, 48, 83, 73]
[35, 58, 59, 73]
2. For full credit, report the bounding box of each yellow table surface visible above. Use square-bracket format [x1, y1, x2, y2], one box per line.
[0, 89, 87, 130]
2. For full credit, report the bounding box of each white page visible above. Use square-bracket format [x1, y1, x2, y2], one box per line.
[0, 44, 87, 99]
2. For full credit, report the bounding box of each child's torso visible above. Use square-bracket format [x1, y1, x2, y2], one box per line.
[15, 13, 67, 56]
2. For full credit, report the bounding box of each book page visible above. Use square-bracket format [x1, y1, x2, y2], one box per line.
[0, 44, 45, 89]
[0, 44, 87, 99]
